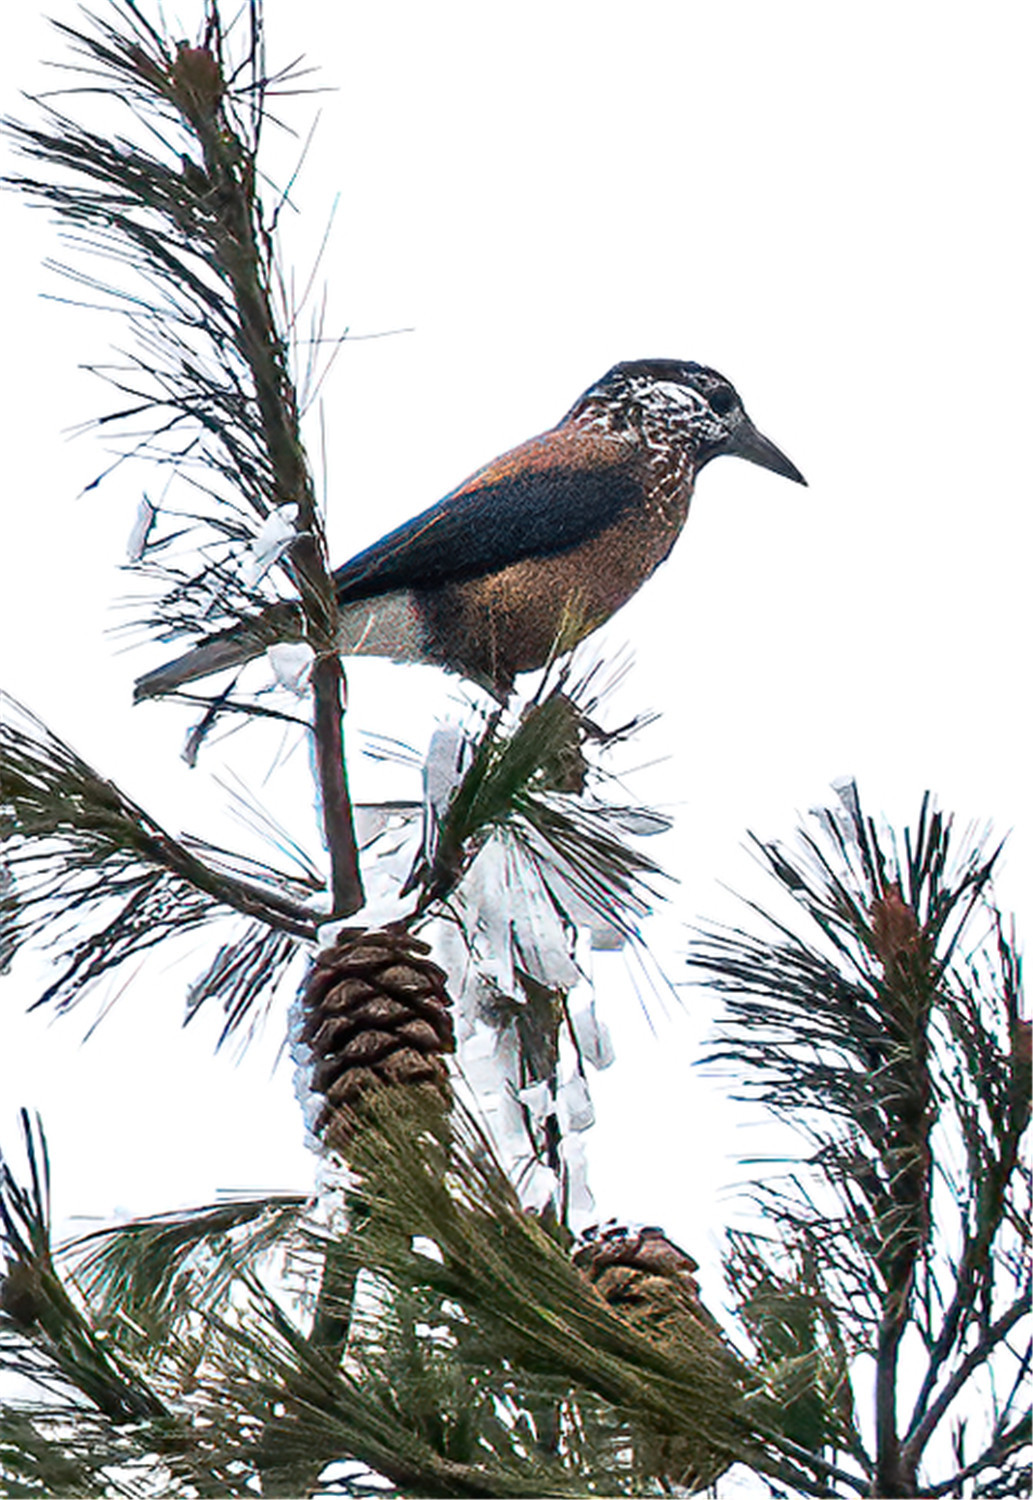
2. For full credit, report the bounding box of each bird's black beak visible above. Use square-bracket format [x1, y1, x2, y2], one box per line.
[728, 417, 807, 485]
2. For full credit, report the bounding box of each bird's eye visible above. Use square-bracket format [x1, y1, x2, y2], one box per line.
[709, 387, 735, 416]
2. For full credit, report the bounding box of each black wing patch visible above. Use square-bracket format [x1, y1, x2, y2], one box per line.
[333, 459, 639, 605]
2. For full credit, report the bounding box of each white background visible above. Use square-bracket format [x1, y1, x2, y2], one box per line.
[1, 0, 1030, 1479]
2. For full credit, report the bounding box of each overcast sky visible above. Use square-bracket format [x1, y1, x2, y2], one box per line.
[1, 3, 1030, 1467]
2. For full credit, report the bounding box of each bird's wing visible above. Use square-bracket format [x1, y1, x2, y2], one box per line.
[333, 430, 639, 604]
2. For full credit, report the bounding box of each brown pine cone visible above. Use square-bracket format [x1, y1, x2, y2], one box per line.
[575, 1222, 732, 1492]
[870, 883, 922, 972]
[168, 44, 225, 119]
[574, 1222, 716, 1341]
[301, 926, 455, 1150]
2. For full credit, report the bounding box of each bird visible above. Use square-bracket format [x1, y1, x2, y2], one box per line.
[134, 358, 805, 703]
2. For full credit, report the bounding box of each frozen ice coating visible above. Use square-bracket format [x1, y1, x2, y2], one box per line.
[516, 1080, 553, 1122]
[420, 722, 476, 867]
[462, 842, 517, 997]
[558, 1073, 595, 1133]
[608, 806, 673, 838]
[571, 1004, 616, 1071]
[508, 852, 582, 992]
[240, 502, 298, 585]
[410, 1236, 444, 1264]
[456, 1024, 504, 1095]
[126, 497, 157, 561]
[519, 1162, 561, 1215]
[559, 1136, 595, 1218]
[555, 882, 627, 952]
[266, 640, 314, 694]
[294, 712, 623, 1220]
[423, 723, 474, 818]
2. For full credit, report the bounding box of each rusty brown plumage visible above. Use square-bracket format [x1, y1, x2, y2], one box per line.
[135, 359, 805, 702]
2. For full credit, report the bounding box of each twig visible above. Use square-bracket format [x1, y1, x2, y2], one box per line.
[923, 1413, 1031, 1497]
[902, 1295, 1030, 1473]
[905, 1126, 1026, 1446]
[755, 1426, 870, 1495]
[172, 29, 363, 913]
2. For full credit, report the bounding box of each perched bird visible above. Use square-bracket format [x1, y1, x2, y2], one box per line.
[134, 359, 805, 703]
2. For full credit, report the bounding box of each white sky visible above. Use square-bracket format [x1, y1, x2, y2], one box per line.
[0, 1, 1030, 1480]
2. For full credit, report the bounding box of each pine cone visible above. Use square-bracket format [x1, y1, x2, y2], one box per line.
[870, 883, 922, 972]
[574, 1222, 715, 1341]
[301, 926, 455, 1150]
[169, 44, 225, 119]
[575, 1222, 730, 1492]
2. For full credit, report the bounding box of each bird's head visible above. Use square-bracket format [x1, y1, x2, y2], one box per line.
[571, 358, 806, 485]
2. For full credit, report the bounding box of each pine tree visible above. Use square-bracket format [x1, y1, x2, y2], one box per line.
[1, 5, 1028, 1497]
[692, 783, 1031, 1496]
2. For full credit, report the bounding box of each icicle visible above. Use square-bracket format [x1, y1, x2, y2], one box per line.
[558, 1072, 595, 1133]
[538, 862, 627, 951]
[459, 1022, 530, 1165]
[570, 1002, 615, 1070]
[518, 1161, 559, 1214]
[831, 775, 862, 825]
[507, 848, 581, 992]
[411, 1236, 444, 1263]
[425, 920, 479, 1041]
[607, 806, 672, 837]
[560, 1134, 595, 1219]
[463, 842, 517, 998]
[424, 722, 474, 818]
[420, 721, 476, 867]
[458, 1022, 508, 1097]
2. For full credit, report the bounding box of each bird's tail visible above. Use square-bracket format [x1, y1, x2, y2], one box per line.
[133, 603, 302, 701]
[133, 592, 432, 701]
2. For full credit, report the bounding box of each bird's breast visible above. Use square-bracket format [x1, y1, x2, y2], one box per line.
[421, 476, 693, 692]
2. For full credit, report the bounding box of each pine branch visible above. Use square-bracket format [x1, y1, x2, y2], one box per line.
[754, 1429, 870, 1496]
[3, 1094, 760, 1496]
[4, 0, 364, 913]
[692, 782, 1029, 1497]
[68, 1192, 308, 1331]
[1, 1112, 168, 1426]
[1, 692, 319, 1019]
[414, 671, 665, 935]
[903, 918, 1030, 1463]
[902, 1296, 1030, 1473]
[340, 1093, 752, 1467]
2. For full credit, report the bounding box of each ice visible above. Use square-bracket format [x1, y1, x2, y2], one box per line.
[126, 496, 157, 561]
[423, 722, 474, 819]
[538, 859, 627, 952]
[240, 503, 298, 585]
[425, 919, 478, 1040]
[266, 640, 314, 694]
[607, 806, 672, 837]
[411, 1235, 444, 1263]
[459, 1022, 510, 1097]
[588, 922, 625, 951]
[506, 851, 581, 992]
[518, 1161, 559, 1214]
[461, 842, 516, 997]
[570, 1003, 616, 1070]
[560, 1135, 595, 1219]
[558, 1072, 595, 1133]
[420, 722, 476, 868]
[516, 1079, 553, 1121]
